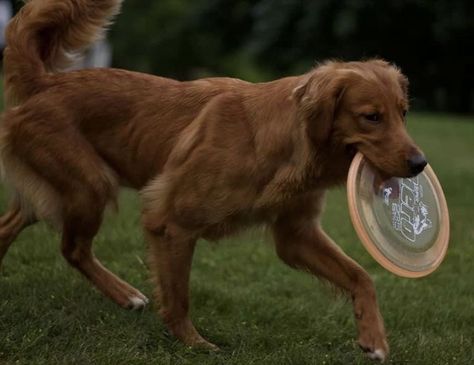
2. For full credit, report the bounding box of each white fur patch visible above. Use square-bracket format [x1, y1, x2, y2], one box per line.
[128, 296, 149, 310]
[367, 348, 386, 362]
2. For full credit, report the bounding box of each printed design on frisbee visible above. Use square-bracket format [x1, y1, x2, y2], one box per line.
[372, 172, 439, 254]
[390, 176, 433, 243]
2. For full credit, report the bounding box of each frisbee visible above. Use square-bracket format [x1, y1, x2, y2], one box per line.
[347, 152, 450, 278]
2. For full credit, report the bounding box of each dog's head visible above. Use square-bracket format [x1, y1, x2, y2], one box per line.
[293, 59, 426, 178]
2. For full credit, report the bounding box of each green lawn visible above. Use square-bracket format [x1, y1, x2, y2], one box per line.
[0, 87, 473, 364]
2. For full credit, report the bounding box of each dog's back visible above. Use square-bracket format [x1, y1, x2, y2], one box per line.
[2, 0, 260, 188]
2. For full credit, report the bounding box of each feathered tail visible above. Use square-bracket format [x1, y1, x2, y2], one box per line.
[3, 0, 122, 106]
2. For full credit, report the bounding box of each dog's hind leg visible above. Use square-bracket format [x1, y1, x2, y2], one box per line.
[61, 211, 149, 310]
[0, 199, 36, 267]
[1, 107, 148, 308]
[58, 170, 148, 309]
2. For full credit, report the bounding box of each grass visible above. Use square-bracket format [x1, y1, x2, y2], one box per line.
[0, 85, 473, 364]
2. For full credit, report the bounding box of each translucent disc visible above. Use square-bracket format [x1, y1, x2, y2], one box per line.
[347, 153, 450, 278]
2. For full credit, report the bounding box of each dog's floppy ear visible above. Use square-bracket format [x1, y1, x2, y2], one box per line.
[293, 67, 348, 146]
[398, 73, 409, 98]
[372, 59, 410, 99]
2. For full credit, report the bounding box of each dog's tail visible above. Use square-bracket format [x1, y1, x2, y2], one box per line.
[3, 0, 122, 106]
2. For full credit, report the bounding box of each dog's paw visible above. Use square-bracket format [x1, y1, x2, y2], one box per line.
[365, 348, 387, 362]
[191, 339, 220, 352]
[358, 331, 389, 363]
[127, 295, 149, 310]
[359, 340, 388, 363]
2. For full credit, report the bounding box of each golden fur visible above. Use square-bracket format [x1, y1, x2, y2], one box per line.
[0, 0, 427, 361]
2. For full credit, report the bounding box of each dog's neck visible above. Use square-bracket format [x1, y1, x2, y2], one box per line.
[309, 142, 354, 188]
[241, 78, 352, 207]
[258, 77, 352, 187]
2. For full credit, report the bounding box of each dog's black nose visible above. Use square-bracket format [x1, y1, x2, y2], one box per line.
[407, 154, 427, 175]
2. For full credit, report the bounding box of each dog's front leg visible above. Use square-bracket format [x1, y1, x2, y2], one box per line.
[143, 215, 218, 350]
[272, 213, 388, 362]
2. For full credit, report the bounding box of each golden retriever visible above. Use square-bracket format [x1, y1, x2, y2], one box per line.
[0, 0, 427, 361]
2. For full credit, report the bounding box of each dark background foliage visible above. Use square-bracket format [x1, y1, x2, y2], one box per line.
[12, 0, 474, 113]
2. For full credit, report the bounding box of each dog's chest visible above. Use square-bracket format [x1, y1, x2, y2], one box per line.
[200, 189, 315, 242]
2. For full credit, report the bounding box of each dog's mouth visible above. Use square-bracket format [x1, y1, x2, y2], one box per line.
[346, 144, 396, 181]
[345, 144, 358, 159]
[346, 143, 415, 180]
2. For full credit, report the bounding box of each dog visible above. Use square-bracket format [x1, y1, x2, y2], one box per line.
[0, 0, 428, 362]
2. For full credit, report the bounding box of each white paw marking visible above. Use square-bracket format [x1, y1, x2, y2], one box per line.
[128, 295, 148, 310]
[367, 348, 386, 362]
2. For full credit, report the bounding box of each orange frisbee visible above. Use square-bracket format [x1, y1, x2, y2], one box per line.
[347, 152, 450, 278]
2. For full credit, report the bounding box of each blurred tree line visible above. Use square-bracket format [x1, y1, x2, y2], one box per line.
[12, 0, 474, 113]
[109, 0, 473, 113]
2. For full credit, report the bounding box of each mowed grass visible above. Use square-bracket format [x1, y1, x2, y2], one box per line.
[0, 82, 473, 364]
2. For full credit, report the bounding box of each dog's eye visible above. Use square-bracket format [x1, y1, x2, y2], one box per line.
[364, 113, 380, 124]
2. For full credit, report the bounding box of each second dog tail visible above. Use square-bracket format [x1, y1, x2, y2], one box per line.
[3, 0, 122, 106]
